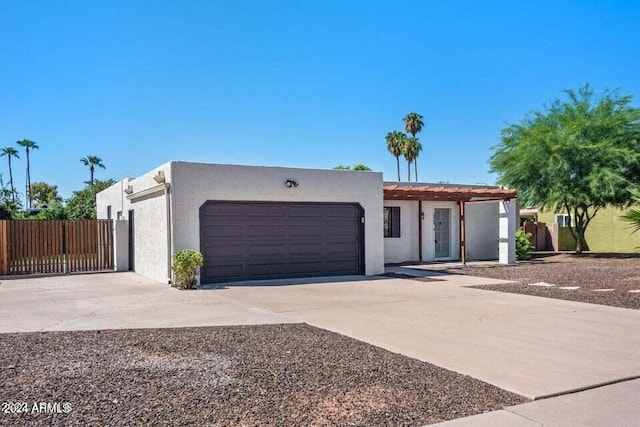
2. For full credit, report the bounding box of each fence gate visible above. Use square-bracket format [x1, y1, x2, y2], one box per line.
[0, 220, 114, 275]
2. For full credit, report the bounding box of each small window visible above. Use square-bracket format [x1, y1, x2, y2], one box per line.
[555, 214, 572, 227]
[107, 205, 112, 220]
[116, 211, 123, 220]
[384, 207, 401, 238]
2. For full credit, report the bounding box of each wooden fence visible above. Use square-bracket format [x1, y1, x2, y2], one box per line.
[0, 220, 113, 275]
[524, 222, 550, 251]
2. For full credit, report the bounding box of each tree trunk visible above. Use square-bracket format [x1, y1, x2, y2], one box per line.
[407, 161, 411, 182]
[8, 156, 15, 204]
[90, 166, 94, 185]
[396, 156, 400, 181]
[414, 158, 418, 182]
[26, 149, 31, 209]
[575, 229, 586, 254]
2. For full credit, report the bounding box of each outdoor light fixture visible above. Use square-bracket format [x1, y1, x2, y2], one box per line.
[285, 179, 299, 188]
[420, 212, 425, 220]
[124, 185, 134, 195]
[153, 170, 165, 183]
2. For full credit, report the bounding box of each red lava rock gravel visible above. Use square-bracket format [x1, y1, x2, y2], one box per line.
[451, 253, 640, 309]
[0, 324, 526, 426]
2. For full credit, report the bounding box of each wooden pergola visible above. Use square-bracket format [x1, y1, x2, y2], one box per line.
[383, 184, 517, 264]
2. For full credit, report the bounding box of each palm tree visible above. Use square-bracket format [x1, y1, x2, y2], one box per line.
[0, 147, 19, 203]
[411, 138, 423, 182]
[621, 189, 640, 250]
[403, 113, 424, 181]
[16, 139, 38, 209]
[81, 155, 106, 185]
[386, 131, 407, 181]
[403, 137, 419, 182]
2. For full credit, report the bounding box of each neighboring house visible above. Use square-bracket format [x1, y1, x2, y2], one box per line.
[535, 207, 638, 252]
[96, 161, 517, 285]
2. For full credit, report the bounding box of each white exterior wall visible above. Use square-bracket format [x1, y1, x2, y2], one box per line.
[465, 202, 499, 260]
[422, 201, 460, 261]
[383, 200, 419, 264]
[170, 162, 385, 277]
[499, 200, 517, 264]
[96, 162, 173, 283]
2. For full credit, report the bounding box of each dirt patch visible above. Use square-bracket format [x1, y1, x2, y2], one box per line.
[0, 324, 526, 426]
[451, 253, 640, 309]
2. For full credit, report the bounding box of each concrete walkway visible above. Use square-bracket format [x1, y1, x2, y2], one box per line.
[433, 378, 640, 426]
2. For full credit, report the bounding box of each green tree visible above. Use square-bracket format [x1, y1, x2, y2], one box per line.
[16, 139, 39, 209]
[352, 164, 372, 171]
[490, 85, 640, 253]
[403, 113, 424, 181]
[29, 182, 62, 208]
[386, 131, 406, 181]
[0, 175, 20, 219]
[80, 155, 106, 185]
[333, 164, 372, 171]
[66, 179, 115, 219]
[1, 147, 19, 203]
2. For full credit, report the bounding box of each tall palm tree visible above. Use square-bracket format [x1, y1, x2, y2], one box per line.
[0, 147, 19, 203]
[403, 137, 419, 182]
[16, 139, 38, 209]
[81, 155, 106, 185]
[411, 138, 423, 182]
[403, 113, 424, 181]
[386, 131, 406, 181]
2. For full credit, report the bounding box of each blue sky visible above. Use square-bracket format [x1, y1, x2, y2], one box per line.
[1, 1, 639, 198]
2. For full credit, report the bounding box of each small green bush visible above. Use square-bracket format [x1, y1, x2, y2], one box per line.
[172, 249, 204, 289]
[515, 229, 533, 260]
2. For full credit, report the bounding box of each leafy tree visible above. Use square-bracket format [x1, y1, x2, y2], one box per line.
[0, 175, 21, 218]
[29, 182, 62, 208]
[80, 155, 105, 185]
[66, 179, 115, 219]
[16, 139, 39, 209]
[386, 131, 406, 181]
[490, 85, 640, 253]
[332, 164, 372, 171]
[352, 164, 372, 171]
[1, 147, 19, 203]
[403, 113, 424, 181]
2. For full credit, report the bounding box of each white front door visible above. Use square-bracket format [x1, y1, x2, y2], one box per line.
[434, 208, 451, 258]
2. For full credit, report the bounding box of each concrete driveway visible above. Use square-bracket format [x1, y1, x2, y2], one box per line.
[0, 272, 286, 332]
[214, 274, 640, 400]
[2, 271, 640, 402]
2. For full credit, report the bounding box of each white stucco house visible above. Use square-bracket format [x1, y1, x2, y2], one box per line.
[96, 161, 517, 285]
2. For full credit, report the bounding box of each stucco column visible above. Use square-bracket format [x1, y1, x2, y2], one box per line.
[113, 220, 130, 271]
[499, 200, 516, 264]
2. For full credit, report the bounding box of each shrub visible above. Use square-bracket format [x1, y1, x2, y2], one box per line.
[172, 249, 204, 289]
[515, 229, 533, 260]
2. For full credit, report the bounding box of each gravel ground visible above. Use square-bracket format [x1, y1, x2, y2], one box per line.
[0, 324, 526, 426]
[448, 253, 640, 309]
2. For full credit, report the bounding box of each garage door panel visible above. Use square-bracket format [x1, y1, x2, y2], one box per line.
[200, 202, 363, 284]
[246, 225, 285, 237]
[203, 224, 244, 238]
[246, 243, 285, 256]
[288, 242, 323, 255]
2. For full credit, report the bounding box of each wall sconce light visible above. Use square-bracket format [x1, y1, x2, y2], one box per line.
[285, 179, 299, 188]
[153, 170, 165, 184]
[124, 185, 134, 195]
[420, 212, 425, 220]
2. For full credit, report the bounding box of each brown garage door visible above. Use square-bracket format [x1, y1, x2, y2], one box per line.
[199, 201, 364, 284]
